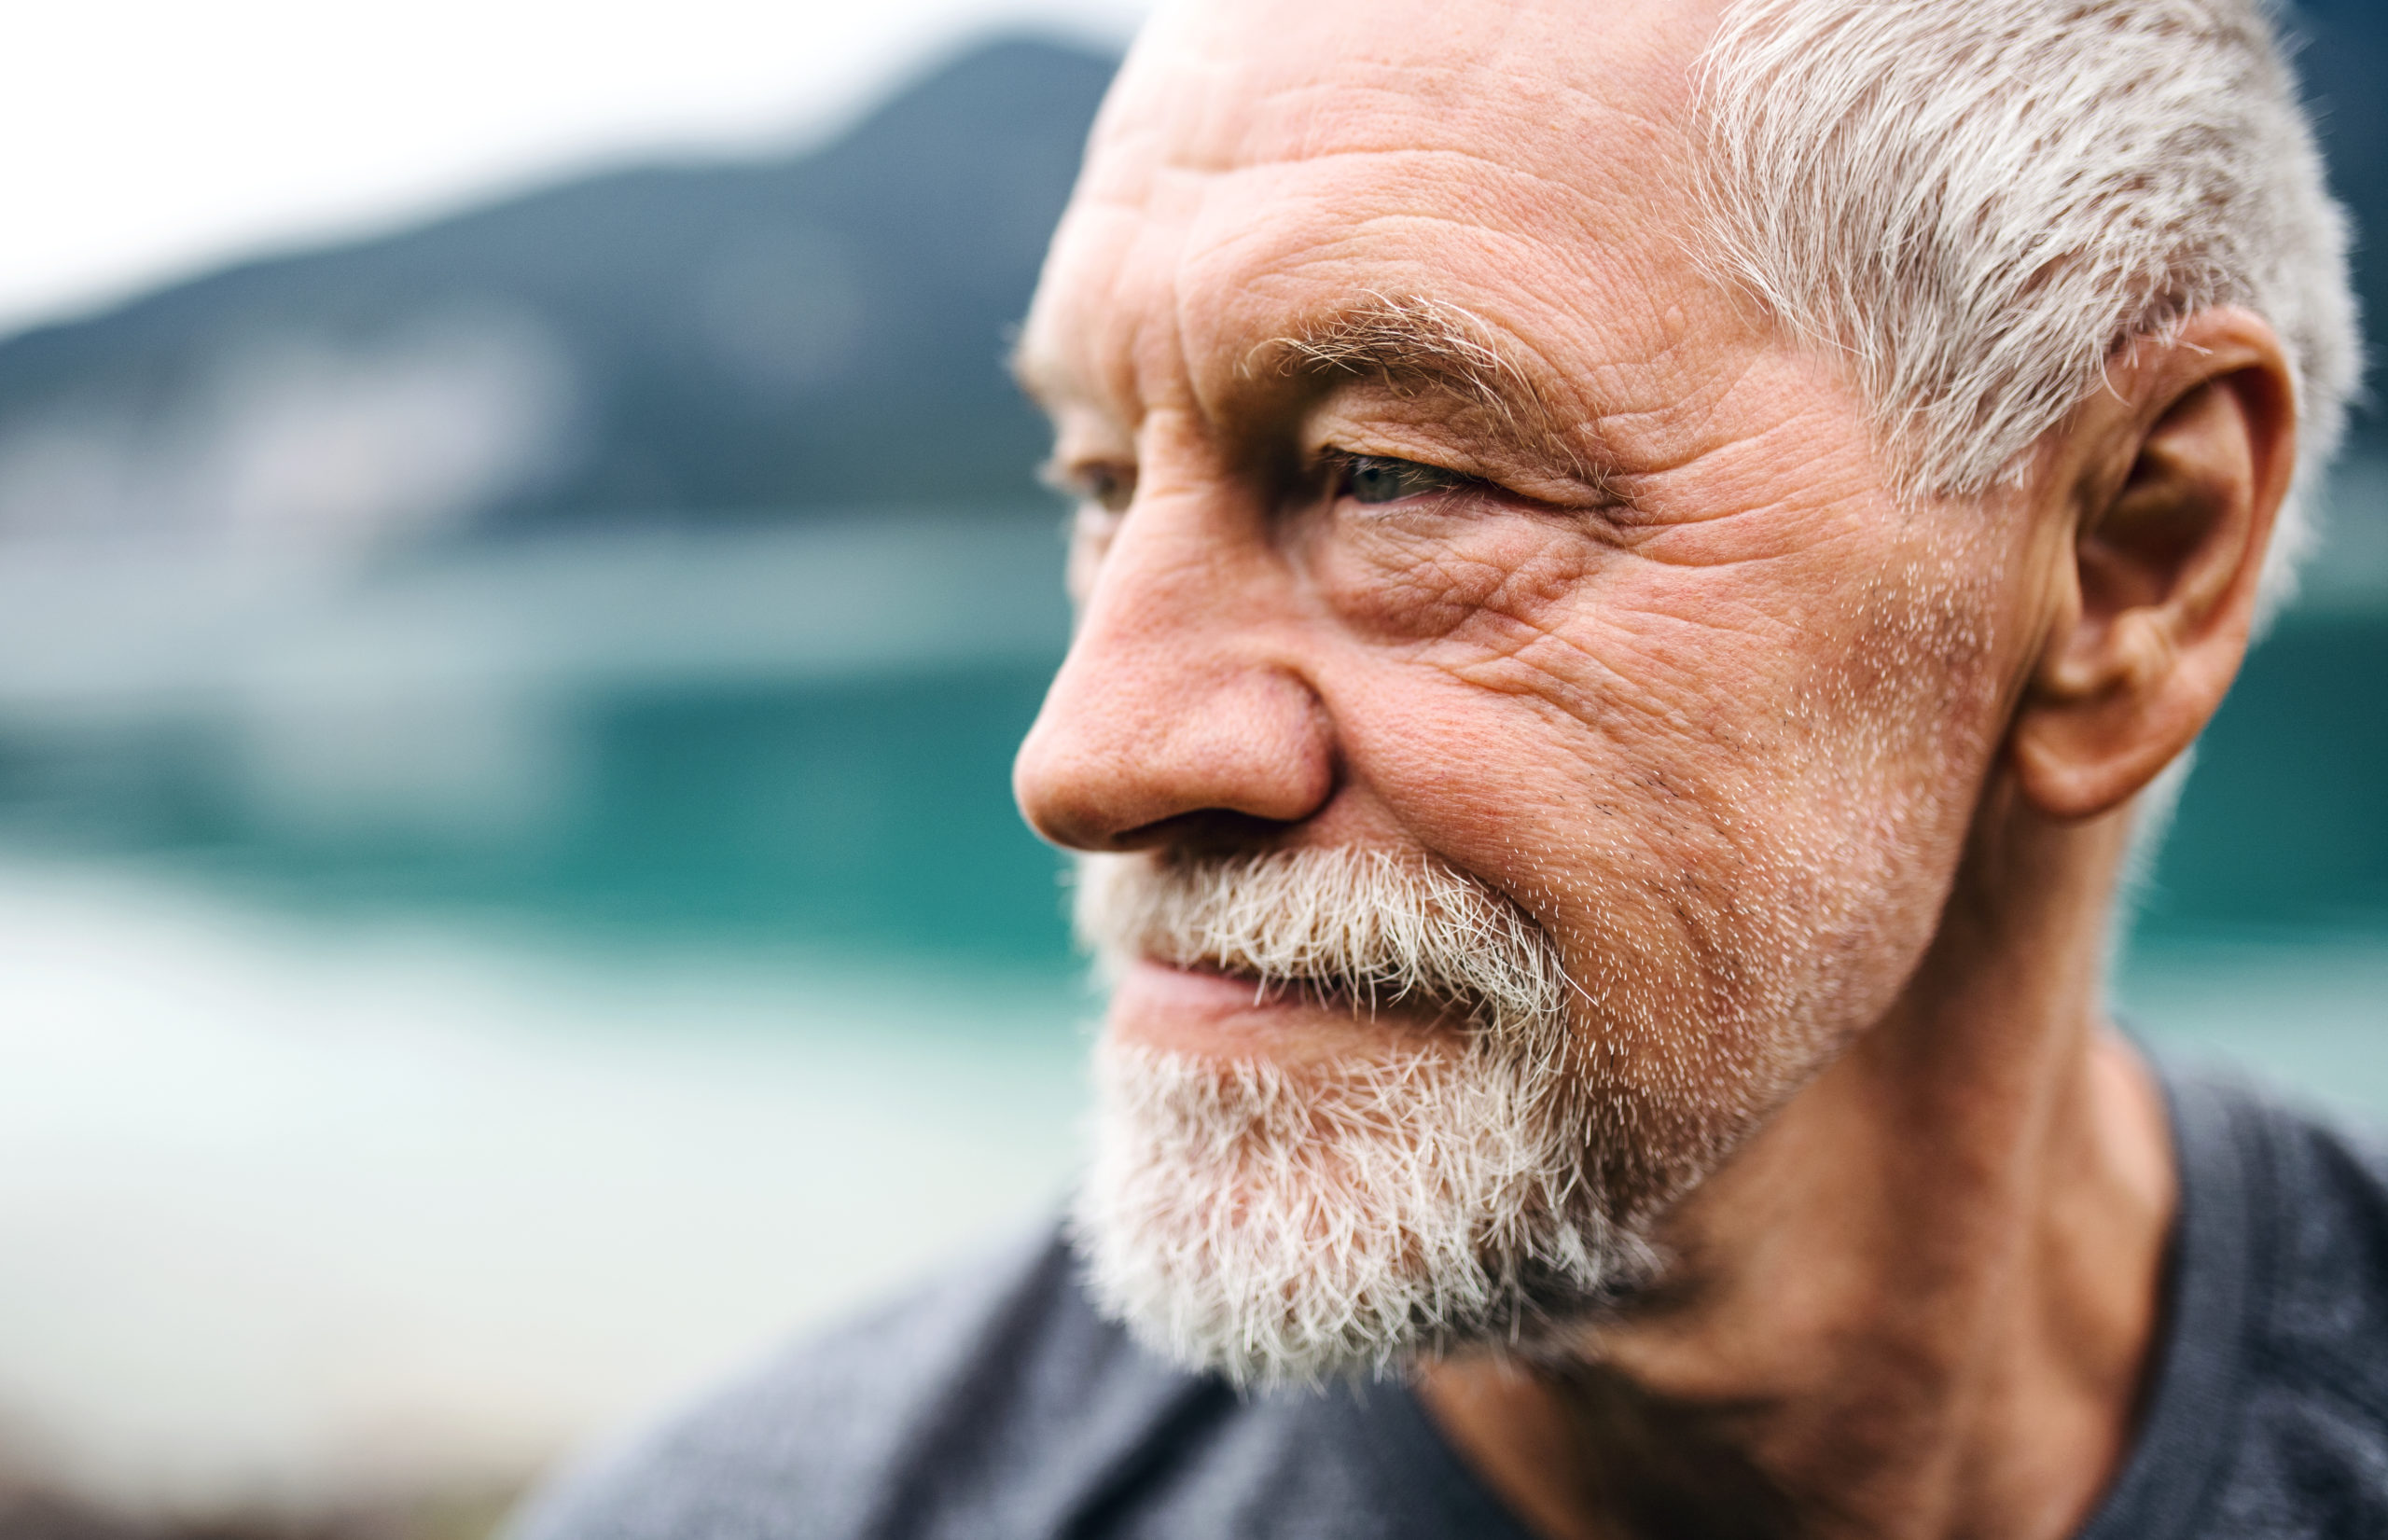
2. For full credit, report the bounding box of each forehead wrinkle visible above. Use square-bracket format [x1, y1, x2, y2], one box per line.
[1016, 180, 1221, 446]
[1037, 108, 1704, 477]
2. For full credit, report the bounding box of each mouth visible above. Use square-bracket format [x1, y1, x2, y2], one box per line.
[1105, 955, 1462, 1061]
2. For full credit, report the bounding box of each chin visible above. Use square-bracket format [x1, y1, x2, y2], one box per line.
[1071, 1030, 1662, 1391]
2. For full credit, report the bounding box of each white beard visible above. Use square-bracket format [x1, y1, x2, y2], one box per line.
[1068, 849, 1663, 1390]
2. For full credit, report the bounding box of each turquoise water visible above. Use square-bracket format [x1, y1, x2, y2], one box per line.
[2115, 609, 2388, 1118]
[14, 606, 2379, 947]
[2136, 611, 2388, 931]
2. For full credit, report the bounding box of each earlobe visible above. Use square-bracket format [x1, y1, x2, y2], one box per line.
[2008, 312, 2296, 822]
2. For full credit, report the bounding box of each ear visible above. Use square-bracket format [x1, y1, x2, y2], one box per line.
[2009, 310, 2298, 821]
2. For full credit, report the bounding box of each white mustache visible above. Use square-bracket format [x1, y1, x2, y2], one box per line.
[1071, 848, 1572, 1041]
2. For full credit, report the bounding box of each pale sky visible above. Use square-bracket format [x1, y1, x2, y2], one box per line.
[0, 0, 1151, 338]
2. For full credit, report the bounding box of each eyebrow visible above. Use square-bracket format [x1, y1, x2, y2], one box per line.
[1011, 293, 1543, 414]
[1260, 292, 1557, 432]
[1257, 293, 1590, 476]
[1012, 292, 1599, 482]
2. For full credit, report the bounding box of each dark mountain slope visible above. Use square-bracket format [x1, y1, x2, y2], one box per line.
[0, 36, 1118, 534]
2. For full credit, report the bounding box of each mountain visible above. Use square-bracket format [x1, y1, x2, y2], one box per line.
[0, 36, 1119, 548]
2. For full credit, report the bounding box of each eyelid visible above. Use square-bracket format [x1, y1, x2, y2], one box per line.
[1040, 456, 1137, 513]
[1319, 446, 1634, 527]
[1319, 448, 1476, 499]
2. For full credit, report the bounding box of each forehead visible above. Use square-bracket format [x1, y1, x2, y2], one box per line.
[1019, 0, 1733, 418]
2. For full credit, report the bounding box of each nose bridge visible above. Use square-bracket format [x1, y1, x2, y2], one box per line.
[1013, 479, 1335, 851]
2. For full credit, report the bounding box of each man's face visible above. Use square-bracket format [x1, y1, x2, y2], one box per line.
[1013, 0, 2043, 1378]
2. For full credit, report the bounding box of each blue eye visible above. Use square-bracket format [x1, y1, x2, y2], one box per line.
[1344, 454, 1460, 506]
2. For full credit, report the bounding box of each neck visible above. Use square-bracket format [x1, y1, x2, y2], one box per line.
[1418, 794, 2179, 1540]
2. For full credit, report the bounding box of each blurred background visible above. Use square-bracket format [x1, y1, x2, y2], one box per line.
[0, 1, 2377, 1534]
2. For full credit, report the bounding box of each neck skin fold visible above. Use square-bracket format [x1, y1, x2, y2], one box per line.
[1417, 784, 2179, 1540]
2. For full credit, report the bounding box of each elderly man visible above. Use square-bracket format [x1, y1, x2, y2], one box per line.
[521, 0, 2384, 1535]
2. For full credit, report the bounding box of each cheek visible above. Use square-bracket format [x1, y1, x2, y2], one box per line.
[1311, 509, 1848, 832]
[1312, 500, 2007, 827]
[1336, 654, 1808, 971]
[1309, 507, 1606, 652]
[1310, 514, 2006, 1080]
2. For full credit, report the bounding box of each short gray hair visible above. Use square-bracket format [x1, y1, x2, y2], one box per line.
[1697, 0, 2360, 616]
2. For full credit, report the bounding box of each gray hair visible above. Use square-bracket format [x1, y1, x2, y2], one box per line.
[1697, 0, 2360, 617]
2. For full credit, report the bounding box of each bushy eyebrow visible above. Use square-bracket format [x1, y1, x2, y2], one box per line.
[1256, 293, 1594, 479]
[1011, 294, 1546, 418]
[1012, 291, 1604, 488]
[1264, 294, 1524, 402]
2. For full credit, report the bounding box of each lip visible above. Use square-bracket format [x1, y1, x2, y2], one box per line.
[1118, 957, 1277, 1010]
[1105, 957, 1324, 1059]
[1104, 956, 1436, 1062]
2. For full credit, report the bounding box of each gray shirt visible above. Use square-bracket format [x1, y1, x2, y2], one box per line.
[515, 1067, 2388, 1538]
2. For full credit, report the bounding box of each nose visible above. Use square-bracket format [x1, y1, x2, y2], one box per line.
[1013, 492, 1335, 853]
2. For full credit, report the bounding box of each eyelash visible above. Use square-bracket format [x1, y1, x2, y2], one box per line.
[1324, 451, 1475, 509]
[1044, 460, 1135, 515]
[1048, 451, 1490, 520]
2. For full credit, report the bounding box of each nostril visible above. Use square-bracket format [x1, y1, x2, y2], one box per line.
[1110, 810, 1302, 854]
